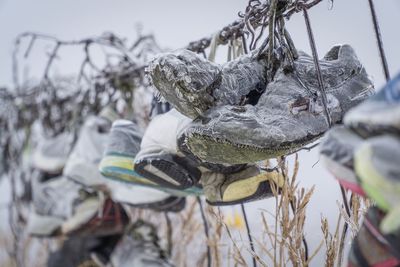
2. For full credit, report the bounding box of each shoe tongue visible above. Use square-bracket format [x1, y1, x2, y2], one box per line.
[99, 106, 120, 123]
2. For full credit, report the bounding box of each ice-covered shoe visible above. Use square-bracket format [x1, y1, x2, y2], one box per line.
[345, 72, 400, 137]
[355, 135, 400, 234]
[111, 220, 174, 267]
[47, 236, 100, 267]
[147, 48, 267, 119]
[28, 171, 129, 237]
[134, 109, 202, 190]
[62, 196, 129, 237]
[66, 116, 188, 210]
[319, 126, 365, 196]
[32, 132, 73, 175]
[179, 44, 374, 164]
[99, 119, 149, 186]
[90, 234, 122, 267]
[99, 117, 202, 196]
[47, 235, 121, 267]
[150, 95, 172, 118]
[26, 209, 63, 237]
[201, 165, 283, 205]
[64, 115, 112, 187]
[27, 173, 82, 236]
[347, 207, 400, 267]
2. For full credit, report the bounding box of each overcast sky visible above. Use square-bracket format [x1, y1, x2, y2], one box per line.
[0, 0, 399, 265]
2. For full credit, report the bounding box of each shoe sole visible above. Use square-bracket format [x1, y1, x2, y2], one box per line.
[135, 154, 201, 190]
[180, 130, 321, 165]
[135, 196, 186, 213]
[207, 172, 283, 206]
[100, 154, 203, 196]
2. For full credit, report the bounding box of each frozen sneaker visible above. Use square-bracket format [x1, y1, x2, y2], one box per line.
[179, 44, 374, 164]
[99, 119, 148, 186]
[65, 116, 186, 209]
[150, 95, 172, 118]
[355, 135, 400, 234]
[90, 234, 122, 267]
[134, 109, 202, 190]
[99, 117, 201, 196]
[147, 48, 267, 119]
[319, 126, 365, 196]
[27, 173, 83, 236]
[47, 235, 106, 267]
[26, 209, 63, 237]
[133, 195, 187, 213]
[347, 207, 400, 267]
[111, 220, 174, 267]
[104, 178, 186, 213]
[201, 165, 284, 205]
[64, 115, 112, 187]
[62, 195, 129, 237]
[345, 72, 400, 137]
[32, 132, 74, 175]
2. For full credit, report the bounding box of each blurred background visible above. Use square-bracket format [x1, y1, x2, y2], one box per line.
[0, 0, 399, 266]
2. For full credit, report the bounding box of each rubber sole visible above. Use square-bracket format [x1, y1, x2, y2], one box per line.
[133, 196, 186, 213]
[100, 154, 203, 196]
[134, 154, 201, 190]
[207, 180, 275, 206]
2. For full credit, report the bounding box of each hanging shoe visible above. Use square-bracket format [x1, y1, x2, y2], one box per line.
[179, 44, 374, 164]
[61, 196, 129, 237]
[99, 115, 202, 196]
[347, 206, 400, 267]
[201, 165, 283, 206]
[110, 220, 175, 267]
[31, 132, 74, 175]
[345, 72, 400, 137]
[63, 115, 113, 187]
[147, 48, 268, 119]
[319, 126, 365, 196]
[27, 173, 82, 237]
[47, 236, 99, 267]
[64, 114, 187, 211]
[47, 234, 121, 267]
[90, 234, 122, 267]
[355, 135, 400, 234]
[134, 109, 202, 190]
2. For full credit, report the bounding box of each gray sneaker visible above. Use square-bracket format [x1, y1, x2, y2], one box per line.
[32, 132, 74, 175]
[355, 135, 400, 234]
[27, 173, 84, 236]
[345, 72, 400, 137]
[65, 115, 187, 212]
[179, 44, 374, 164]
[134, 109, 202, 190]
[319, 126, 365, 196]
[111, 220, 175, 267]
[147, 48, 267, 119]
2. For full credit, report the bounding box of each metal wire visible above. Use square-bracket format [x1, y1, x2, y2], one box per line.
[367, 0, 390, 82]
[302, 7, 332, 127]
[197, 197, 212, 267]
[241, 203, 258, 267]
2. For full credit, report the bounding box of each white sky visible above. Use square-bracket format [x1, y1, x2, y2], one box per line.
[0, 0, 399, 266]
